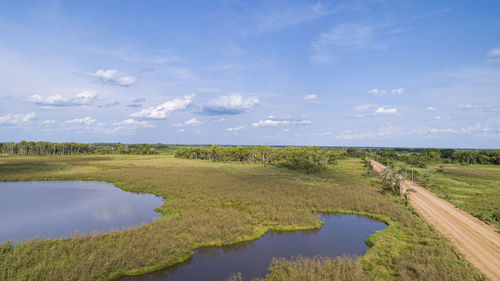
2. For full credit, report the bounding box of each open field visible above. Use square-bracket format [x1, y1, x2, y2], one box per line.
[372, 160, 500, 281]
[0, 155, 484, 280]
[393, 162, 500, 232]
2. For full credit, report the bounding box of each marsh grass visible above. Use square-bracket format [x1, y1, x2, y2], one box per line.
[0, 156, 484, 280]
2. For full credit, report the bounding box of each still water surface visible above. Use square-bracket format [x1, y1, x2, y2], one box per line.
[0, 181, 163, 243]
[122, 214, 386, 281]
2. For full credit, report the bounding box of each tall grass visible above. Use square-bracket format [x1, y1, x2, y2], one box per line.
[0, 155, 484, 280]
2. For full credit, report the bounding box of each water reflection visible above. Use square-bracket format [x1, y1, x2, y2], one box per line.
[123, 214, 386, 281]
[0, 181, 163, 243]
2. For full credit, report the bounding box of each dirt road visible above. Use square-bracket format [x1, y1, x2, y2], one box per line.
[371, 160, 500, 281]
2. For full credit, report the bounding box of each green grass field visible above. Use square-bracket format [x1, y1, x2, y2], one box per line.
[398, 162, 500, 232]
[0, 155, 484, 280]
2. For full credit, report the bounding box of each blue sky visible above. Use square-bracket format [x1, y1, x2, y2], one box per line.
[1, 0, 499, 148]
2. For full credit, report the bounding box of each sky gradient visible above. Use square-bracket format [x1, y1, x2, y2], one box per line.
[1, 0, 499, 148]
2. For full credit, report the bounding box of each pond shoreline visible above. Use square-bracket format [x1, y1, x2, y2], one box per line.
[117, 212, 388, 281]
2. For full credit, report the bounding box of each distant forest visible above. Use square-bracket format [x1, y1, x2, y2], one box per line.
[175, 145, 342, 173]
[0, 141, 164, 155]
[372, 148, 500, 166]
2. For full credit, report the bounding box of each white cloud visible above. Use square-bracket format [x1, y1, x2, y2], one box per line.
[458, 104, 478, 110]
[184, 117, 200, 125]
[252, 116, 312, 127]
[87, 69, 136, 86]
[214, 117, 225, 122]
[252, 119, 290, 127]
[29, 91, 97, 107]
[0, 112, 35, 125]
[374, 107, 397, 115]
[487, 48, 500, 57]
[115, 119, 154, 128]
[65, 117, 96, 126]
[368, 88, 387, 96]
[226, 126, 245, 131]
[41, 120, 57, 125]
[391, 88, 405, 94]
[202, 94, 259, 115]
[425, 106, 437, 111]
[174, 117, 201, 127]
[304, 94, 317, 100]
[131, 94, 195, 120]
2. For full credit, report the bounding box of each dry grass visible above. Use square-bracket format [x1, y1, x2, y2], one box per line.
[0, 155, 484, 280]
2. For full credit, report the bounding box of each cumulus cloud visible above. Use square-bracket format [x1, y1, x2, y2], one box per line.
[304, 94, 317, 100]
[87, 69, 136, 86]
[368, 88, 387, 96]
[487, 48, 500, 57]
[29, 91, 97, 107]
[202, 94, 259, 115]
[391, 88, 405, 94]
[174, 117, 201, 127]
[115, 119, 154, 128]
[425, 106, 437, 111]
[0, 112, 35, 126]
[131, 94, 195, 120]
[374, 107, 397, 115]
[65, 117, 96, 126]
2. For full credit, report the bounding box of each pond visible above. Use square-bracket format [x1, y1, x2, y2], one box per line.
[121, 214, 386, 281]
[0, 181, 163, 243]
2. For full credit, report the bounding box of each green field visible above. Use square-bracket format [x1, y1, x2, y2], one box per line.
[0, 155, 483, 280]
[396, 162, 500, 232]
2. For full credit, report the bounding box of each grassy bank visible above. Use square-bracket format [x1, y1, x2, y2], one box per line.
[0, 155, 484, 280]
[393, 162, 500, 232]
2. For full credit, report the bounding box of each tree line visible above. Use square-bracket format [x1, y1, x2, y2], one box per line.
[0, 141, 156, 155]
[175, 145, 341, 173]
[373, 148, 500, 167]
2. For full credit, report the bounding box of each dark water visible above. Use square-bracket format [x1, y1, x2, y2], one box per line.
[122, 214, 386, 281]
[0, 181, 163, 243]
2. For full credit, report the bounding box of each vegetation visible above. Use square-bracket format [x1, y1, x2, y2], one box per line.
[395, 161, 500, 232]
[0, 155, 483, 280]
[367, 147, 500, 232]
[175, 145, 341, 173]
[0, 141, 157, 155]
[372, 148, 500, 168]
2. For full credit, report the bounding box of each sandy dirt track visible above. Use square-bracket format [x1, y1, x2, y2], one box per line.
[371, 160, 500, 281]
